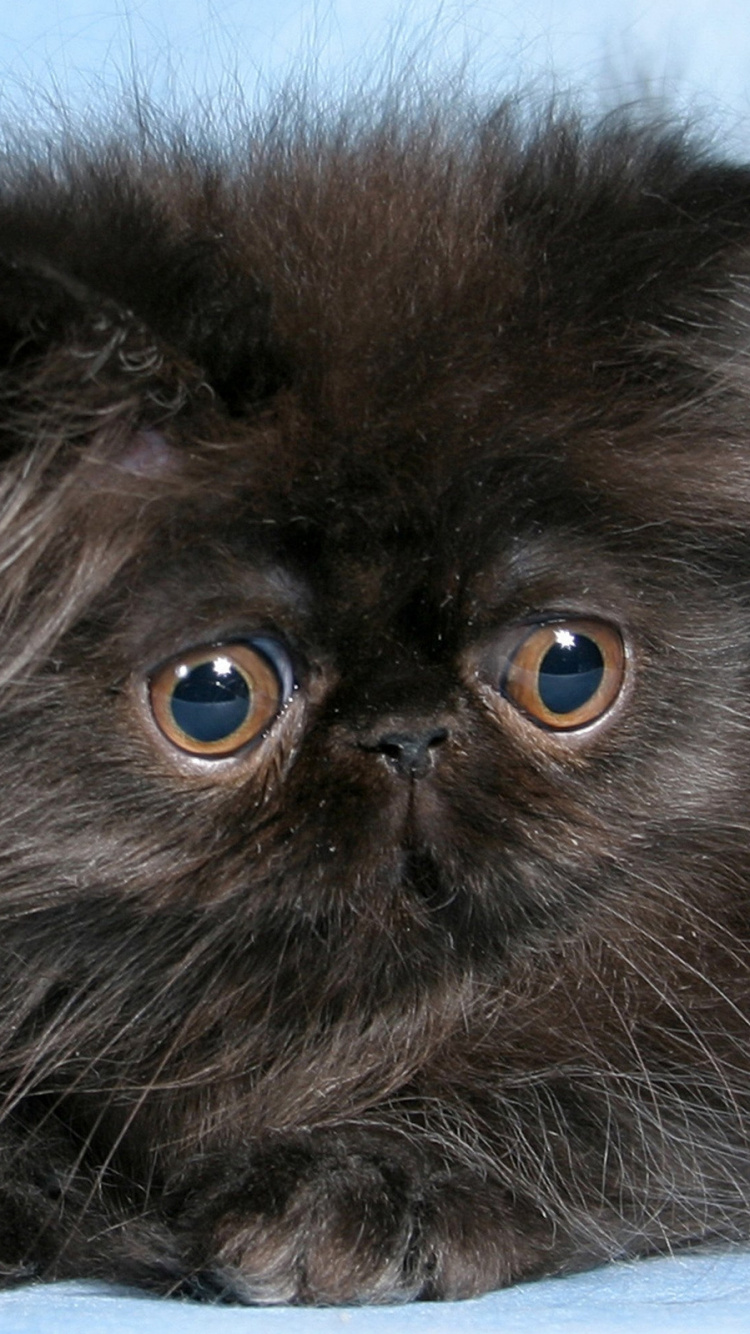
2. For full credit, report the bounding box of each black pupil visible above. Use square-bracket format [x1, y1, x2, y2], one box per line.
[171, 659, 251, 743]
[538, 633, 604, 715]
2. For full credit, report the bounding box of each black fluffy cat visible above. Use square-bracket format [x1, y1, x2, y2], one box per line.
[0, 94, 749, 1304]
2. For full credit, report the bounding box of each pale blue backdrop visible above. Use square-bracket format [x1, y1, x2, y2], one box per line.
[0, 0, 749, 149]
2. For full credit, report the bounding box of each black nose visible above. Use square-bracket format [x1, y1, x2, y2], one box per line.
[371, 727, 448, 779]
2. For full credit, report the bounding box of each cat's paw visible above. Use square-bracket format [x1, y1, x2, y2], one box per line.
[172, 1132, 550, 1305]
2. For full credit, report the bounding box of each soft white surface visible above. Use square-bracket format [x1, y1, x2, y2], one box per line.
[2, 1252, 750, 1334]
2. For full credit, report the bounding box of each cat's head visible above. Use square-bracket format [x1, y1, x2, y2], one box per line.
[1, 108, 750, 1016]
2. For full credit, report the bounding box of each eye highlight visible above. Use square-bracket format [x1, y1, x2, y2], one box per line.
[501, 620, 625, 731]
[149, 639, 293, 757]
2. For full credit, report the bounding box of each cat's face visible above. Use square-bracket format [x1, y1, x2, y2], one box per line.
[15, 363, 745, 1017]
[2, 112, 750, 1023]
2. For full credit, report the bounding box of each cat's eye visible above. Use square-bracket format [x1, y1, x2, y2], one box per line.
[149, 638, 294, 757]
[501, 620, 625, 730]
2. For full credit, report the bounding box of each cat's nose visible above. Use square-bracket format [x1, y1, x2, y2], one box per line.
[369, 726, 448, 779]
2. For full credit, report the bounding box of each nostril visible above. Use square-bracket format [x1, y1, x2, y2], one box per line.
[378, 728, 448, 759]
[368, 726, 448, 779]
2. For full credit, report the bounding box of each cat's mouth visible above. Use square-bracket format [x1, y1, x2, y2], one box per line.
[399, 847, 457, 913]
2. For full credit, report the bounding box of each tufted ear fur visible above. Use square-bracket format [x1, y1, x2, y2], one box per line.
[0, 180, 290, 674]
[0, 250, 192, 683]
[0, 253, 93, 365]
[0, 172, 285, 416]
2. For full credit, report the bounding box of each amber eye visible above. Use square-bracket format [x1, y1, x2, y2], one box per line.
[149, 638, 293, 757]
[501, 620, 625, 730]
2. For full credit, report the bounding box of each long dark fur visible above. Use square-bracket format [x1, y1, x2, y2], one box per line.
[0, 90, 749, 1304]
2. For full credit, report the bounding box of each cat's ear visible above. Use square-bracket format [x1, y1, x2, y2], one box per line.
[0, 253, 193, 678]
[118, 241, 286, 413]
[0, 251, 188, 484]
[0, 248, 175, 388]
[546, 150, 750, 532]
[0, 253, 87, 365]
[0, 244, 284, 419]
[500, 127, 750, 333]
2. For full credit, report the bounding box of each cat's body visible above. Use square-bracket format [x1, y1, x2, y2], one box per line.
[0, 97, 749, 1302]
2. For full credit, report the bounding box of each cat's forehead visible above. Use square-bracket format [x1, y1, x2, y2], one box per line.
[133, 433, 633, 643]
